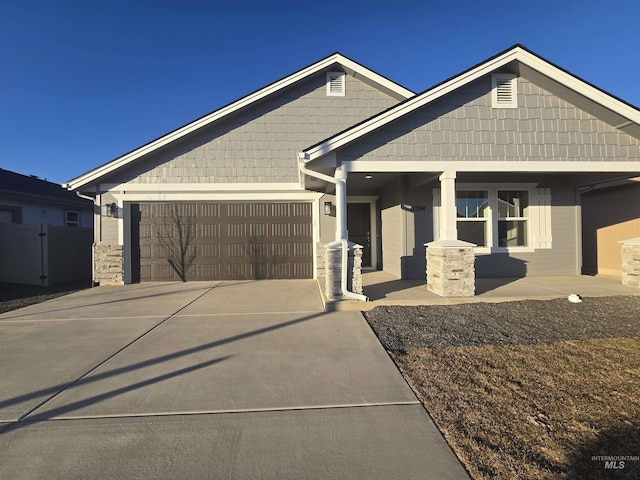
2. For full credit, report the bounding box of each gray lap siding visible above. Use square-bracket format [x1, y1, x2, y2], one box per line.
[375, 182, 578, 279]
[106, 72, 400, 185]
[337, 75, 640, 164]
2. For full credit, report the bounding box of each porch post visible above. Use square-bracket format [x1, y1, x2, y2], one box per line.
[439, 170, 458, 241]
[425, 169, 476, 297]
[324, 165, 365, 301]
[335, 165, 348, 242]
[325, 166, 348, 298]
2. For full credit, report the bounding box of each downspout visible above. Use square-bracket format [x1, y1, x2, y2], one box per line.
[298, 154, 368, 301]
[75, 190, 97, 287]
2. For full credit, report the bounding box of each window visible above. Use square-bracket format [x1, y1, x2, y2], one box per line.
[456, 190, 489, 247]
[65, 210, 80, 227]
[497, 190, 529, 247]
[491, 73, 517, 108]
[435, 185, 549, 251]
[0, 206, 22, 223]
[326, 72, 345, 96]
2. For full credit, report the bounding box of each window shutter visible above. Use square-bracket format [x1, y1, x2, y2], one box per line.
[531, 188, 552, 249]
[326, 72, 345, 96]
[491, 74, 517, 108]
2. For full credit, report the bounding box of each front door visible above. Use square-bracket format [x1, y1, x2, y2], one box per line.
[347, 203, 372, 267]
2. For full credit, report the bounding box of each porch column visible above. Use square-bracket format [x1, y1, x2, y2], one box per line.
[620, 237, 640, 288]
[425, 170, 476, 297]
[323, 165, 365, 300]
[439, 170, 458, 241]
[334, 165, 348, 242]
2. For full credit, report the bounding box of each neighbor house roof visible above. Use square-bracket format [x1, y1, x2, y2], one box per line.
[65, 53, 415, 191]
[0, 168, 89, 206]
[300, 44, 640, 163]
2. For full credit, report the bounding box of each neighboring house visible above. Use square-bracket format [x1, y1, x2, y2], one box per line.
[0, 169, 93, 228]
[0, 168, 93, 285]
[65, 45, 640, 298]
[581, 178, 640, 278]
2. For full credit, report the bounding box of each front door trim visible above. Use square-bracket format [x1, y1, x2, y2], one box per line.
[347, 196, 378, 270]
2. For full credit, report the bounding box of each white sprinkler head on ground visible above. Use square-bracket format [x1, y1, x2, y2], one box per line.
[568, 293, 583, 303]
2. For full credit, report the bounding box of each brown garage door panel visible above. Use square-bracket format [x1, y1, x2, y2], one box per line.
[131, 202, 313, 281]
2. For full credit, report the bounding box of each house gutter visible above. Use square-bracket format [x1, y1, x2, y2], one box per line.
[75, 191, 97, 287]
[297, 155, 368, 302]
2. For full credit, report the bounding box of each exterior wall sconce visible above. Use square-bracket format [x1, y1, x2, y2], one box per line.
[102, 202, 118, 218]
[324, 201, 333, 216]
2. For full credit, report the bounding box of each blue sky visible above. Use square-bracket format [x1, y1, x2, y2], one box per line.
[1, 0, 639, 184]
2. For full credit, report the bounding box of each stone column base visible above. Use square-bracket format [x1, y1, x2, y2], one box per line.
[425, 240, 475, 297]
[94, 244, 124, 285]
[620, 238, 640, 288]
[324, 241, 363, 300]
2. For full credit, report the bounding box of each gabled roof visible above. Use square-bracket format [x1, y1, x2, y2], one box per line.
[300, 44, 640, 163]
[0, 168, 89, 206]
[65, 53, 415, 191]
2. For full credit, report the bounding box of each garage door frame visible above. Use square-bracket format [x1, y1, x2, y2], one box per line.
[129, 201, 315, 282]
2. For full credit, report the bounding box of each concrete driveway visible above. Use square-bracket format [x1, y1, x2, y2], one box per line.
[0, 280, 469, 479]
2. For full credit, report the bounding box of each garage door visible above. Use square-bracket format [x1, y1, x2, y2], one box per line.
[131, 202, 313, 281]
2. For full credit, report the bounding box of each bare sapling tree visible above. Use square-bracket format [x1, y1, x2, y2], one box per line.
[156, 204, 197, 281]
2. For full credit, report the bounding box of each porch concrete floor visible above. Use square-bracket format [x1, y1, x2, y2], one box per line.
[326, 271, 640, 311]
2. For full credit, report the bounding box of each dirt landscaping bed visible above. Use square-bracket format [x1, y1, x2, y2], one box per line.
[0, 282, 90, 314]
[364, 296, 640, 480]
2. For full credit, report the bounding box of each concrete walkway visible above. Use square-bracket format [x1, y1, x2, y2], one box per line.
[0, 280, 469, 479]
[328, 271, 640, 311]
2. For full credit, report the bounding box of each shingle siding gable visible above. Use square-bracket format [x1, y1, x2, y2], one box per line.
[337, 75, 640, 164]
[106, 72, 400, 184]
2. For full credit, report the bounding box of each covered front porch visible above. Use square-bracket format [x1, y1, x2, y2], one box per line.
[320, 271, 640, 311]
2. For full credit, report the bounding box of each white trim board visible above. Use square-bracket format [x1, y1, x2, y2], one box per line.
[343, 160, 640, 173]
[110, 192, 322, 202]
[101, 182, 305, 192]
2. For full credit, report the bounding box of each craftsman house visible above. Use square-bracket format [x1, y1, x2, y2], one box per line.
[65, 45, 640, 298]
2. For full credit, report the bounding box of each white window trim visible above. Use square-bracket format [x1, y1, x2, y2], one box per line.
[460, 184, 533, 253]
[455, 189, 491, 251]
[491, 73, 517, 109]
[448, 183, 546, 254]
[455, 188, 492, 253]
[326, 72, 345, 97]
[65, 209, 80, 228]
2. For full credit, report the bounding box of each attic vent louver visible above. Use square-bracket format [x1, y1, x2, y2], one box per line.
[491, 73, 517, 108]
[327, 72, 345, 96]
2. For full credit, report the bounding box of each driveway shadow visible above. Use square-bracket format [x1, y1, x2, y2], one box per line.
[0, 284, 218, 321]
[0, 309, 326, 434]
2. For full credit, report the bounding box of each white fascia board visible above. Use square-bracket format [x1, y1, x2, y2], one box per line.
[304, 46, 640, 163]
[101, 182, 305, 192]
[344, 160, 640, 173]
[110, 192, 322, 202]
[67, 54, 413, 191]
